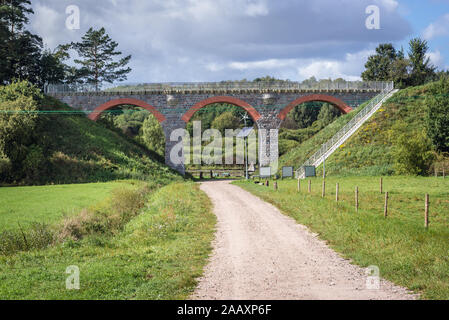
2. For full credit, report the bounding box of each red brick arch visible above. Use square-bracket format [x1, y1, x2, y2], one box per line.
[182, 96, 261, 122]
[278, 94, 353, 120]
[88, 98, 166, 122]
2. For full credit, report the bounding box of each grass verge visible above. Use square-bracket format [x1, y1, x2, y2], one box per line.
[0, 181, 140, 231]
[235, 176, 449, 300]
[0, 182, 215, 299]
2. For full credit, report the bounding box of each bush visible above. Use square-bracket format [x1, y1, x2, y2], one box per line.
[22, 145, 47, 183]
[0, 223, 54, 256]
[391, 129, 435, 175]
[0, 155, 11, 182]
[426, 76, 449, 152]
[142, 114, 165, 156]
[58, 184, 149, 241]
[0, 81, 41, 178]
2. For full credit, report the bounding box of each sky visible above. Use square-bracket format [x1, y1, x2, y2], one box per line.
[29, 0, 449, 83]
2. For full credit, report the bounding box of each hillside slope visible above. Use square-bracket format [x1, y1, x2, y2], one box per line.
[37, 96, 181, 185]
[0, 84, 181, 185]
[279, 101, 368, 169]
[280, 82, 448, 176]
[322, 83, 434, 176]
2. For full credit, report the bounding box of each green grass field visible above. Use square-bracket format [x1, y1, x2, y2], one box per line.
[235, 176, 449, 299]
[0, 182, 215, 299]
[0, 181, 140, 231]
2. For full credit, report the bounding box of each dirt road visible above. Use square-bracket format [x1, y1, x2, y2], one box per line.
[192, 180, 416, 300]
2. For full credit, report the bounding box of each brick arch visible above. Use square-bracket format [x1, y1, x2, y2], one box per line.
[278, 94, 353, 120]
[88, 98, 166, 122]
[182, 96, 261, 122]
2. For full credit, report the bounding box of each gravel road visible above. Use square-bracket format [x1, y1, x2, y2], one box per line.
[192, 180, 417, 300]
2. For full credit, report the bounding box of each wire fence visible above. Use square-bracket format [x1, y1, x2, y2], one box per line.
[296, 82, 395, 178]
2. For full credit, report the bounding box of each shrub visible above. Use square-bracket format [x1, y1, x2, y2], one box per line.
[0, 82, 41, 177]
[0, 223, 54, 256]
[58, 184, 149, 241]
[391, 130, 435, 175]
[0, 155, 11, 182]
[426, 76, 449, 152]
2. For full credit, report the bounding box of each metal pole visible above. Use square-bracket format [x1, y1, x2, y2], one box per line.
[245, 136, 249, 180]
[323, 156, 326, 179]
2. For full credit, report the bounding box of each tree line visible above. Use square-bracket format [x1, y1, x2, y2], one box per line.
[0, 0, 131, 90]
[361, 38, 448, 88]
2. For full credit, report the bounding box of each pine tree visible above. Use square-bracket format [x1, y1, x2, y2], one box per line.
[408, 38, 435, 86]
[71, 27, 131, 91]
[361, 44, 398, 81]
[0, 0, 43, 85]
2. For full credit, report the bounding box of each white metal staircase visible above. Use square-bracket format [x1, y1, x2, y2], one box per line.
[296, 83, 398, 178]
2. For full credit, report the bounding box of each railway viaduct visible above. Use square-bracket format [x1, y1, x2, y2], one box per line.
[46, 81, 389, 174]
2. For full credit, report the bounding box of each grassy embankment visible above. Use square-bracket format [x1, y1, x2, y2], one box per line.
[0, 181, 138, 231]
[0, 182, 215, 299]
[280, 82, 449, 176]
[235, 176, 449, 299]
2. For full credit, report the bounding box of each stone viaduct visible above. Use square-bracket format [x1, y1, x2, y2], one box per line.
[46, 82, 388, 174]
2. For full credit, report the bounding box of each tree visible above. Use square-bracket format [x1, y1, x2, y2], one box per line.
[142, 114, 165, 156]
[425, 76, 449, 153]
[362, 44, 398, 81]
[71, 27, 131, 90]
[316, 103, 341, 126]
[391, 129, 434, 176]
[388, 56, 410, 89]
[408, 38, 435, 86]
[290, 103, 321, 129]
[113, 108, 148, 137]
[0, 81, 42, 174]
[211, 112, 240, 134]
[0, 0, 43, 85]
[37, 49, 66, 89]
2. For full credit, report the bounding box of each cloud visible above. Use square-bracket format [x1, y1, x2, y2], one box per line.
[426, 50, 444, 68]
[29, 0, 411, 82]
[423, 14, 449, 40]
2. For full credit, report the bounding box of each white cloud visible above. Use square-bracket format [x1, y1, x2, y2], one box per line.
[226, 49, 374, 81]
[31, 4, 62, 48]
[29, 0, 410, 82]
[229, 59, 297, 70]
[423, 14, 449, 40]
[245, 1, 269, 17]
[376, 0, 399, 13]
[426, 50, 444, 68]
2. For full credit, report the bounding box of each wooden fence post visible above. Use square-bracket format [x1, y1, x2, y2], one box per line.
[336, 183, 339, 202]
[380, 177, 383, 194]
[266, 180, 269, 187]
[308, 180, 311, 193]
[297, 177, 301, 193]
[274, 181, 278, 191]
[322, 180, 326, 198]
[425, 194, 429, 228]
[355, 186, 359, 213]
[443, 168, 446, 179]
[384, 192, 388, 218]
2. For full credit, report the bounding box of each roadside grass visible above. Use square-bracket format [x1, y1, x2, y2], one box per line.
[0, 182, 215, 299]
[0, 181, 140, 231]
[235, 176, 449, 300]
